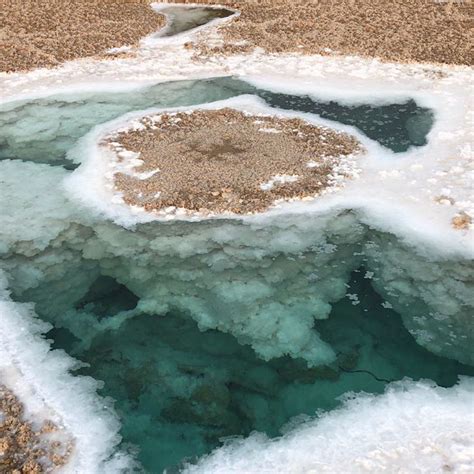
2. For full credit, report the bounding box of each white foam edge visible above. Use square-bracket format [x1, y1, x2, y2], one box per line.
[0, 272, 134, 473]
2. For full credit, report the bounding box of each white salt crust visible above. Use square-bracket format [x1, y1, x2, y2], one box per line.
[0, 273, 134, 473]
[1, 8, 473, 473]
[184, 378, 474, 474]
[2, 34, 468, 256]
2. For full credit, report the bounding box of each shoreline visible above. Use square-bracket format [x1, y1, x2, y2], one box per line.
[0, 385, 72, 473]
[0, 1, 471, 76]
[170, 0, 473, 66]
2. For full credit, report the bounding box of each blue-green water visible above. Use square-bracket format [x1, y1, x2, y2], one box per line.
[1, 80, 462, 473]
[47, 271, 473, 473]
[0, 77, 433, 169]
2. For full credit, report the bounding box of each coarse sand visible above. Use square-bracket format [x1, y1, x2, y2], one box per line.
[0, 385, 72, 473]
[0, 0, 165, 73]
[172, 0, 473, 65]
[1, 1, 471, 73]
[107, 108, 363, 215]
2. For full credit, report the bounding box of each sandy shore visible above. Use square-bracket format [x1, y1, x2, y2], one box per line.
[0, 0, 165, 73]
[0, 385, 72, 473]
[172, 0, 473, 65]
[106, 108, 362, 215]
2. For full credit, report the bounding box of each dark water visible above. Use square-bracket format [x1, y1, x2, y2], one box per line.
[157, 6, 235, 38]
[258, 92, 433, 152]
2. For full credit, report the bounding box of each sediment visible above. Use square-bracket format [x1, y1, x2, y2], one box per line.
[0, 0, 165, 73]
[2, 1, 471, 74]
[172, 0, 473, 65]
[106, 108, 363, 215]
[0, 385, 72, 473]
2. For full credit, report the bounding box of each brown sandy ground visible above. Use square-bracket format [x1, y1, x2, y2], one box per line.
[1, 1, 471, 74]
[109, 108, 363, 215]
[170, 0, 473, 65]
[0, 0, 165, 73]
[0, 385, 72, 473]
[451, 212, 472, 229]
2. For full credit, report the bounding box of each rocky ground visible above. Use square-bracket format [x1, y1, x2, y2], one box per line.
[0, 0, 165, 73]
[0, 385, 72, 473]
[107, 108, 363, 215]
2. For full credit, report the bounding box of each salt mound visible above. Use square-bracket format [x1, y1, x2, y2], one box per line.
[68, 96, 363, 220]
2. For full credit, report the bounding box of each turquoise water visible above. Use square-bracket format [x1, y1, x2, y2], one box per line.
[0, 81, 462, 473]
[0, 77, 433, 169]
[47, 271, 473, 473]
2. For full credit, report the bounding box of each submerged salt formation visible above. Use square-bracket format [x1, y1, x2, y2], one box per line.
[1, 148, 471, 371]
[184, 378, 474, 473]
[1, 0, 473, 471]
[1, 68, 473, 469]
[1, 153, 473, 471]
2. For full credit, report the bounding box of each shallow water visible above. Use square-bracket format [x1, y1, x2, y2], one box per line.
[0, 79, 469, 473]
[47, 272, 473, 472]
[156, 6, 235, 38]
[0, 77, 433, 169]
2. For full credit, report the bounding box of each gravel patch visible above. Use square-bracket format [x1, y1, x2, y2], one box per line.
[171, 0, 473, 65]
[0, 385, 72, 473]
[105, 108, 363, 215]
[0, 0, 165, 73]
